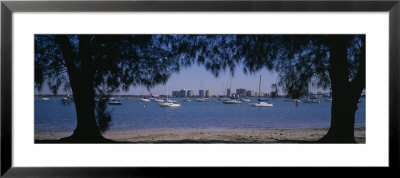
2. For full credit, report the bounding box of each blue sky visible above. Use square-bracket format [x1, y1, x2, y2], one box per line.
[121, 63, 279, 96]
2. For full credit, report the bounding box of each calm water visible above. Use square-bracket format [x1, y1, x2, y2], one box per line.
[35, 97, 365, 132]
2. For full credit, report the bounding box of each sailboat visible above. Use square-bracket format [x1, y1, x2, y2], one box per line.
[250, 75, 273, 107]
[223, 99, 242, 104]
[303, 83, 321, 103]
[41, 97, 50, 100]
[196, 80, 211, 102]
[160, 102, 181, 107]
[222, 75, 242, 104]
[159, 85, 181, 107]
[240, 98, 251, 102]
[140, 98, 151, 102]
[154, 98, 164, 102]
[292, 99, 300, 103]
[196, 98, 210, 102]
[109, 99, 123, 105]
[303, 97, 321, 103]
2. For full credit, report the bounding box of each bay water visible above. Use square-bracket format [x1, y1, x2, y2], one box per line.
[35, 97, 365, 133]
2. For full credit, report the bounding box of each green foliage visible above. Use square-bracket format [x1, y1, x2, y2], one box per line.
[270, 83, 279, 98]
[197, 35, 364, 98]
[95, 94, 112, 133]
[35, 35, 68, 92]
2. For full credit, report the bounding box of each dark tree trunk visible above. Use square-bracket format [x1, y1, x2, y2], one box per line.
[319, 35, 365, 143]
[56, 35, 110, 143]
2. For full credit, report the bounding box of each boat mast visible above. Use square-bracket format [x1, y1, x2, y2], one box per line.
[226, 75, 232, 98]
[259, 75, 261, 101]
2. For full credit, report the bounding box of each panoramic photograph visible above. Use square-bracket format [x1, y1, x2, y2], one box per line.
[34, 34, 365, 143]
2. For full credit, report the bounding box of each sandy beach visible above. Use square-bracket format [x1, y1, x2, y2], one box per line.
[35, 127, 365, 143]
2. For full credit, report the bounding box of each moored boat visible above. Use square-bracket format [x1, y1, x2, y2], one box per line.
[240, 98, 251, 102]
[108, 100, 122, 105]
[140, 98, 151, 102]
[303, 98, 321, 103]
[250, 101, 273, 107]
[223, 99, 242, 104]
[196, 98, 210, 102]
[159, 85, 181, 107]
[154, 99, 164, 102]
[159, 102, 181, 107]
[250, 75, 273, 107]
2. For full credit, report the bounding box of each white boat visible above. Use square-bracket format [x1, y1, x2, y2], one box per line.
[220, 97, 230, 102]
[223, 99, 242, 104]
[159, 85, 181, 107]
[196, 98, 210, 102]
[292, 99, 300, 103]
[251, 75, 273, 107]
[250, 101, 273, 107]
[41, 97, 50, 100]
[165, 99, 176, 103]
[304, 84, 321, 103]
[140, 98, 150, 102]
[159, 102, 181, 107]
[61, 96, 73, 103]
[183, 98, 192, 102]
[108, 100, 122, 105]
[284, 99, 299, 103]
[303, 98, 321, 103]
[154, 99, 164, 102]
[240, 98, 251, 102]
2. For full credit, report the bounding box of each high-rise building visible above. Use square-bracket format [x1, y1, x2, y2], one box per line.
[180, 89, 187, 98]
[255, 92, 265, 97]
[246, 90, 255, 97]
[187, 90, 195, 97]
[231, 93, 237, 98]
[172, 91, 179, 97]
[199, 90, 205, 98]
[227, 88, 231, 97]
[205, 90, 212, 98]
[236, 88, 247, 97]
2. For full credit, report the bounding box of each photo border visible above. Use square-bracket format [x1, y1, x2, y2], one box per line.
[1, 0, 399, 176]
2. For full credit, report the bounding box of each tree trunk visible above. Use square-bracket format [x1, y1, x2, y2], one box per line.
[319, 36, 364, 143]
[56, 35, 109, 143]
[320, 90, 359, 143]
[64, 82, 106, 143]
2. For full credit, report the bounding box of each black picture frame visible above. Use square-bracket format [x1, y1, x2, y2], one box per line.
[1, 0, 399, 177]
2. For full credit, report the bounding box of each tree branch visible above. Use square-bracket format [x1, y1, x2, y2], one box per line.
[43, 69, 68, 80]
[349, 40, 366, 97]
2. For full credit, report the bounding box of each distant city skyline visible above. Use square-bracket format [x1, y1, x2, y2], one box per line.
[35, 64, 328, 96]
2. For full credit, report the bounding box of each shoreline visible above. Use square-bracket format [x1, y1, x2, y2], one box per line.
[35, 127, 366, 143]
